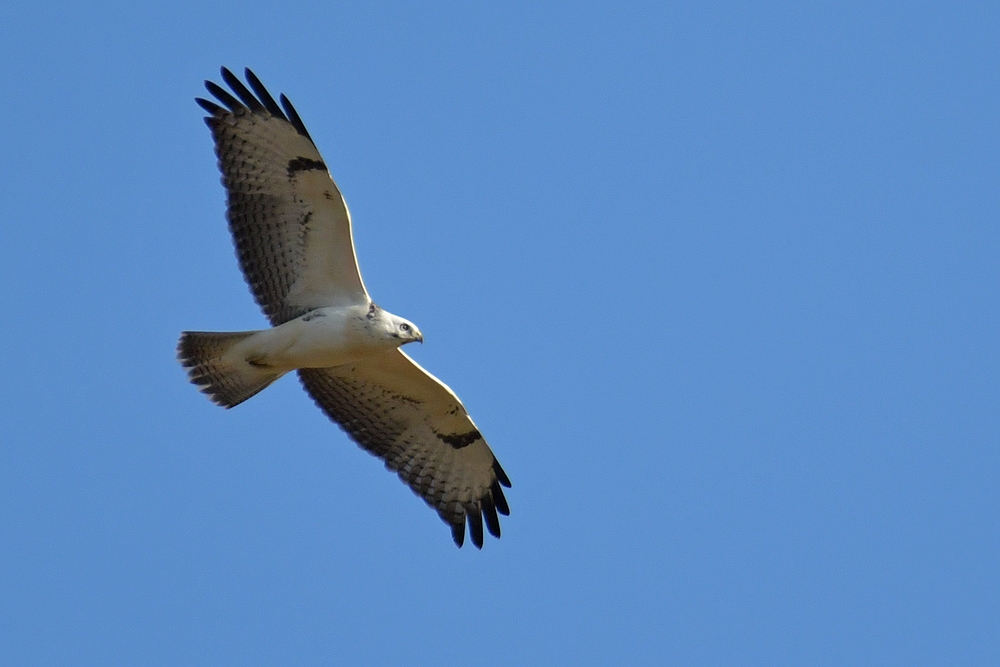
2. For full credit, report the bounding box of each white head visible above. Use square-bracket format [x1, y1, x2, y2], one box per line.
[366, 303, 423, 346]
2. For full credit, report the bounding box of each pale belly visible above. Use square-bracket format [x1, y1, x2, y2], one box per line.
[225, 307, 378, 371]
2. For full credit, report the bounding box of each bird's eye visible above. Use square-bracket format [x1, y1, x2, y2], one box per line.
[400, 323, 411, 332]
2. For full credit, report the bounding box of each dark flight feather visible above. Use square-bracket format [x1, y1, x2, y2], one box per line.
[220, 67, 266, 113]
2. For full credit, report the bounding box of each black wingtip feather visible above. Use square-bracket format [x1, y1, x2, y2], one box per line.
[493, 459, 512, 488]
[491, 480, 510, 516]
[451, 521, 465, 548]
[195, 97, 224, 115]
[204, 80, 244, 113]
[201, 68, 314, 143]
[279, 93, 313, 140]
[220, 67, 266, 113]
[468, 511, 484, 549]
[482, 497, 501, 538]
[244, 68, 285, 118]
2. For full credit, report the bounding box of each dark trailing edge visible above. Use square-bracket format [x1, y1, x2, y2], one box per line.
[196, 67, 314, 142]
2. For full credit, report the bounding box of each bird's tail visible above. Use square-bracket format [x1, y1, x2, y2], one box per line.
[177, 331, 284, 408]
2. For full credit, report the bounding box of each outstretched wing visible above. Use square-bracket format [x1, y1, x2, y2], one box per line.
[298, 350, 512, 548]
[198, 67, 368, 325]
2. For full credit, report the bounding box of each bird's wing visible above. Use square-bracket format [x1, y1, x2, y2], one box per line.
[197, 67, 368, 325]
[298, 349, 511, 548]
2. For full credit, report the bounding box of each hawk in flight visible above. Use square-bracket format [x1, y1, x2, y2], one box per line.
[178, 68, 510, 548]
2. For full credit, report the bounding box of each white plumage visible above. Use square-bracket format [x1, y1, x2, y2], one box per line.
[177, 67, 510, 548]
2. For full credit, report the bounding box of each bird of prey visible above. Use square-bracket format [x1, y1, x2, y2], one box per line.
[177, 67, 510, 548]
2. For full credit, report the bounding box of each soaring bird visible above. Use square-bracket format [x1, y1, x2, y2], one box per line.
[178, 67, 510, 548]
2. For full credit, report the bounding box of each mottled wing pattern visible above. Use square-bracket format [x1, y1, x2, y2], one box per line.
[298, 350, 512, 548]
[197, 67, 368, 325]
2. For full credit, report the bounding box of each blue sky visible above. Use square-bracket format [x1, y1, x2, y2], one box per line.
[1, 2, 997, 665]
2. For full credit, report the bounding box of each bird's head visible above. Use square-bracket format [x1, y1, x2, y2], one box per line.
[367, 303, 423, 346]
[392, 317, 424, 345]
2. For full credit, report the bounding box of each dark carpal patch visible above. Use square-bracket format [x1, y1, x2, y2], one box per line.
[436, 429, 482, 449]
[287, 156, 327, 178]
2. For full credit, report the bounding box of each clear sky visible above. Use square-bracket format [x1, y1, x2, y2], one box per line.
[1, 2, 997, 665]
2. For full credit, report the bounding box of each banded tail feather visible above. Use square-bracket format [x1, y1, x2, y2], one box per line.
[177, 331, 284, 408]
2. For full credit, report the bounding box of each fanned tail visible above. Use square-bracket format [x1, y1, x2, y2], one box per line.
[177, 331, 283, 408]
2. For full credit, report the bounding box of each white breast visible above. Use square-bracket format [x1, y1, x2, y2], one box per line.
[225, 305, 377, 371]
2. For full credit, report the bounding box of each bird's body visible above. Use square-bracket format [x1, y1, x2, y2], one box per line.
[202, 304, 420, 376]
[177, 68, 510, 548]
[237, 305, 382, 372]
